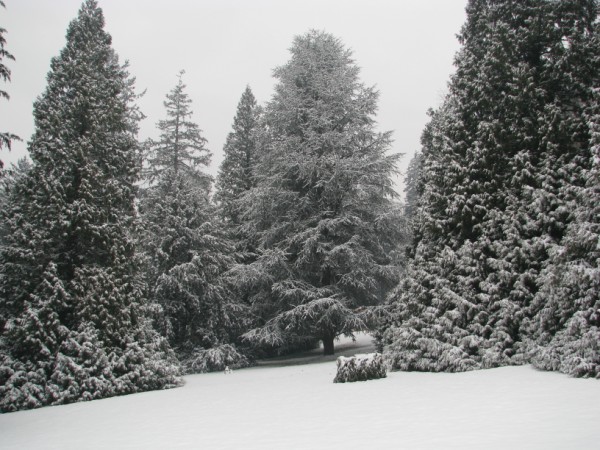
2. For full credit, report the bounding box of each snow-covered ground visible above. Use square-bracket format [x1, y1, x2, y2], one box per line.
[1, 334, 599, 450]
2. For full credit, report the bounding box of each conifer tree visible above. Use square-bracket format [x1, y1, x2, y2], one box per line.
[237, 31, 402, 355]
[526, 14, 600, 377]
[144, 70, 211, 186]
[215, 86, 260, 229]
[140, 73, 247, 373]
[403, 151, 422, 222]
[0, 0, 179, 412]
[381, 0, 600, 375]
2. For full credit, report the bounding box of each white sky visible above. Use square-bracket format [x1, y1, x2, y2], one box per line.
[0, 0, 467, 193]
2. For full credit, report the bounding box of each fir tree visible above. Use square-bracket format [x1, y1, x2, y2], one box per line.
[237, 31, 402, 355]
[140, 73, 247, 373]
[0, 0, 179, 412]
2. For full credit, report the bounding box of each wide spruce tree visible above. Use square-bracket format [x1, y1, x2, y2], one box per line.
[139, 72, 247, 373]
[236, 30, 402, 355]
[381, 0, 599, 376]
[0, 0, 179, 412]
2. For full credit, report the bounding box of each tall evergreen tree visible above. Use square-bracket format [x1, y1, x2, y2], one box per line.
[526, 11, 600, 377]
[0, 0, 21, 163]
[0, 0, 179, 412]
[215, 85, 260, 229]
[139, 73, 247, 373]
[382, 0, 600, 376]
[236, 30, 402, 355]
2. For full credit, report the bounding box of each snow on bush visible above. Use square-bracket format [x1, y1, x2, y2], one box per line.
[333, 353, 387, 383]
[182, 344, 250, 374]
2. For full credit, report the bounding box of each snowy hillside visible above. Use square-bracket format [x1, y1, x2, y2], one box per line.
[1, 334, 599, 450]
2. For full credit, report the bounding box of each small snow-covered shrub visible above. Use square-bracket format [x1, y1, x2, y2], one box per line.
[333, 353, 387, 383]
[182, 344, 250, 374]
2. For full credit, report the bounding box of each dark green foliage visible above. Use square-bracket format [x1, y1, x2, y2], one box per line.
[0, 0, 180, 412]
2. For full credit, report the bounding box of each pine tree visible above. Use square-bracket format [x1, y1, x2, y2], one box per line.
[0, 0, 179, 412]
[237, 31, 402, 355]
[0, 0, 21, 164]
[140, 73, 247, 373]
[215, 85, 260, 229]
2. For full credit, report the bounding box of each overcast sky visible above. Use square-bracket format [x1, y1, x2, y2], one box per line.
[1, 0, 467, 193]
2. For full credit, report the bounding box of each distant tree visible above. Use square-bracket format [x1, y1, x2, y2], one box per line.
[0, 158, 30, 244]
[403, 151, 422, 221]
[144, 70, 211, 186]
[215, 85, 261, 229]
[0, 0, 180, 412]
[237, 31, 402, 355]
[0, 0, 21, 164]
[139, 72, 247, 373]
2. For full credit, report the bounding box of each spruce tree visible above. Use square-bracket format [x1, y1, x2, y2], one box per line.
[237, 30, 402, 355]
[140, 73, 247, 373]
[0, 0, 179, 412]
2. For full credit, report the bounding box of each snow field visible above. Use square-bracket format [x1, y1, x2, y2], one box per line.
[0, 335, 599, 449]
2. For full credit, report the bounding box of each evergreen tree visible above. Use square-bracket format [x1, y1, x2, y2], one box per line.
[237, 30, 402, 355]
[144, 70, 211, 187]
[0, 0, 21, 163]
[382, 0, 600, 375]
[526, 20, 600, 378]
[0, 0, 179, 412]
[215, 85, 260, 229]
[403, 151, 423, 222]
[0, 157, 30, 225]
[140, 73, 247, 373]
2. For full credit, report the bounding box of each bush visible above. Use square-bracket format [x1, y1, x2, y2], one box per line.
[182, 344, 250, 374]
[333, 353, 387, 383]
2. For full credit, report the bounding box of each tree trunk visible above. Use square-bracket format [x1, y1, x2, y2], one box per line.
[322, 333, 335, 356]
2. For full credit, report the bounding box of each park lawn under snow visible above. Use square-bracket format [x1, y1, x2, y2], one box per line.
[1, 334, 599, 450]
